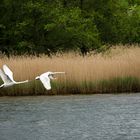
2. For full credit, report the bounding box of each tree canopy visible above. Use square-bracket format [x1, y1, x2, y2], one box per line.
[0, 0, 140, 56]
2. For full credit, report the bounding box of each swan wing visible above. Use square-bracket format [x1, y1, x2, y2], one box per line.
[40, 75, 51, 90]
[53, 72, 65, 74]
[3, 65, 14, 82]
[0, 69, 12, 84]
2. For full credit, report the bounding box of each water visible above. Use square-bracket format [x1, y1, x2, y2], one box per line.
[0, 94, 140, 140]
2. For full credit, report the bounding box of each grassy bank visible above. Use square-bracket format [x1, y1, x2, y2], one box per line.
[0, 46, 140, 95]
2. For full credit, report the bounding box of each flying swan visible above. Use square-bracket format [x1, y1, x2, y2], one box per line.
[35, 71, 65, 90]
[0, 64, 29, 88]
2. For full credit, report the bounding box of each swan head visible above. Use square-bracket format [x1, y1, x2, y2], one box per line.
[0, 84, 4, 88]
[35, 76, 40, 80]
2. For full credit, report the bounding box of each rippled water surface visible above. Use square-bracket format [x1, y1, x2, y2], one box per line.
[0, 94, 140, 140]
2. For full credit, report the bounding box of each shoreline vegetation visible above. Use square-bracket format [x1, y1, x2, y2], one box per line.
[0, 45, 140, 96]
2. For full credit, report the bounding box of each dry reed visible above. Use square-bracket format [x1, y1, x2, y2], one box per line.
[0, 45, 140, 95]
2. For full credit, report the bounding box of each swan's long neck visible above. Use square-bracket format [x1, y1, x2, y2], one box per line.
[15, 80, 28, 84]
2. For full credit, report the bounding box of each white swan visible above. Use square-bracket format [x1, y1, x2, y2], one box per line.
[0, 64, 28, 88]
[35, 71, 65, 90]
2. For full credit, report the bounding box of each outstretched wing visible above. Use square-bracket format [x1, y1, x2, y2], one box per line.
[53, 72, 65, 74]
[3, 65, 14, 82]
[40, 75, 51, 90]
[0, 69, 12, 84]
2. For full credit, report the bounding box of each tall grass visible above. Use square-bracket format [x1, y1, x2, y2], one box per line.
[0, 45, 140, 95]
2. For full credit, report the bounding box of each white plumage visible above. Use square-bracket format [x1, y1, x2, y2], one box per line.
[35, 71, 65, 90]
[0, 64, 29, 88]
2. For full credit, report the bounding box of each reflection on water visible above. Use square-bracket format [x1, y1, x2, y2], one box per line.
[0, 94, 140, 140]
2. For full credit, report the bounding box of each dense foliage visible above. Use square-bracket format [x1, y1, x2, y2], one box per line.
[0, 0, 140, 56]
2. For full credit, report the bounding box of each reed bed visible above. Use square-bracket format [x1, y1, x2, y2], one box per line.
[0, 45, 140, 95]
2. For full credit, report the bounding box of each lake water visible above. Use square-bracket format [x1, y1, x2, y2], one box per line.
[0, 94, 140, 140]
